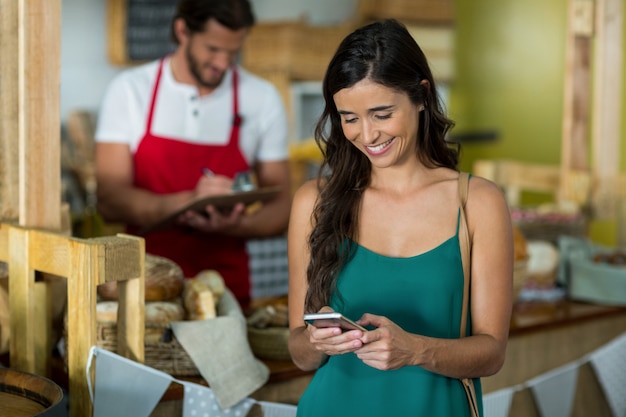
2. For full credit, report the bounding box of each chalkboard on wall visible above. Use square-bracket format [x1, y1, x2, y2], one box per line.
[107, 0, 178, 66]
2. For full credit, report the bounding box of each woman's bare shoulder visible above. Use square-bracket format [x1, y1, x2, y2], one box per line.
[468, 174, 505, 199]
[292, 179, 323, 214]
[466, 174, 510, 220]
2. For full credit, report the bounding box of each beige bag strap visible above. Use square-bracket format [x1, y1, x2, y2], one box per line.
[458, 171, 471, 338]
[457, 171, 480, 417]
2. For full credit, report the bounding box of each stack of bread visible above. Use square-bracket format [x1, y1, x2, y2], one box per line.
[96, 254, 226, 343]
[57, 254, 230, 375]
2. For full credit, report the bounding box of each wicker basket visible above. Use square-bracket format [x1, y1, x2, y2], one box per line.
[247, 327, 291, 361]
[62, 317, 201, 376]
[512, 208, 588, 245]
[96, 322, 200, 376]
[513, 259, 529, 300]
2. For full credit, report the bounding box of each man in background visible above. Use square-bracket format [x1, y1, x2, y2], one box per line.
[94, 0, 291, 307]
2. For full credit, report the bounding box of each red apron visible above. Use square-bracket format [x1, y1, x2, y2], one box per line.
[131, 57, 251, 306]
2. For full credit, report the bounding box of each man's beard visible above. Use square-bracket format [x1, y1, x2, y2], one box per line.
[186, 44, 224, 90]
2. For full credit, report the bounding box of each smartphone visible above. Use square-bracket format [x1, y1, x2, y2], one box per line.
[303, 312, 366, 332]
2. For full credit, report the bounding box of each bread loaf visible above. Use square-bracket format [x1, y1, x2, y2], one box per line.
[183, 278, 217, 320]
[96, 300, 185, 343]
[195, 269, 226, 302]
[98, 254, 185, 301]
[96, 300, 185, 324]
[96, 301, 121, 323]
[526, 240, 559, 285]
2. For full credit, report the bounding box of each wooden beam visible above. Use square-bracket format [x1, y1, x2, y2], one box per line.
[560, 0, 594, 181]
[0, 0, 20, 221]
[18, 0, 62, 230]
[561, 0, 624, 218]
[591, 0, 623, 218]
[0, 0, 64, 377]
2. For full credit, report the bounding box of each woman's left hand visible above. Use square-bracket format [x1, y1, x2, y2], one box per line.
[354, 313, 420, 371]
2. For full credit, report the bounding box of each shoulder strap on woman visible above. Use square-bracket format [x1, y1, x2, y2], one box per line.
[457, 172, 480, 417]
[458, 171, 470, 338]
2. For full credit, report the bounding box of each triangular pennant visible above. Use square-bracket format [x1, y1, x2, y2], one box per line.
[180, 380, 257, 417]
[258, 400, 298, 417]
[91, 347, 173, 417]
[589, 332, 626, 417]
[482, 387, 515, 417]
[528, 361, 579, 417]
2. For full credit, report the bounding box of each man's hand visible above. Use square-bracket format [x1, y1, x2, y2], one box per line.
[193, 173, 233, 199]
[177, 203, 246, 233]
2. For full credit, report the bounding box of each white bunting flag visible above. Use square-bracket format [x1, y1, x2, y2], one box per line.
[589, 332, 626, 417]
[181, 380, 257, 417]
[482, 387, 515, 417]
[89, 347, 173, 417]
[258, 400, 298, 417]
[528, 361, 579, 417]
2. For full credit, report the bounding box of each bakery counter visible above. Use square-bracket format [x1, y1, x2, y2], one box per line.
[481, 299, 626, 416]
[151, 299, 626, 416]
[259, 300, 626, 415]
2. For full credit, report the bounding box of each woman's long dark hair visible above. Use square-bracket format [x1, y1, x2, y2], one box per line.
[305, 19, 458, 312]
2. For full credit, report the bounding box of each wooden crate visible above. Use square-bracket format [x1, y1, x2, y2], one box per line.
[357, 0, 455, 24]
[473, 159, 591, 208]
[405, 24, 455, 81]
[295, 24, 354, 80]
[242, 21, 355, 81]
[242, 22, 299, 76]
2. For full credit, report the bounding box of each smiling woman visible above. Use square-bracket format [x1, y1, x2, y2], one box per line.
[287, 19, 514, 417]
[334, 79, 423, 162]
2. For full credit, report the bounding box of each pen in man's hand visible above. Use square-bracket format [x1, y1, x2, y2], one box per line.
[202, 168, 215, 178]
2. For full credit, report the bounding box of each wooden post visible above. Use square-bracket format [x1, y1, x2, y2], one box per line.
[0, 0, 20, 221]
[591, 0, 623, 218]
[561, 0, 623, 218]
[1, 0, 64, 377]
[17, 0, 63, 229]
[560, 0, 594, 178]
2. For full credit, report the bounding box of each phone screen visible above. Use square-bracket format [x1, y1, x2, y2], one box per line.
[303, 312, 366, 331]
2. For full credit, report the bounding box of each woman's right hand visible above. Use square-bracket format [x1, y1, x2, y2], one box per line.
[306, 308, 365, 356]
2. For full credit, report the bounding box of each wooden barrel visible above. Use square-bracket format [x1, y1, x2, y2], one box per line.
[0, 368, 64, 416]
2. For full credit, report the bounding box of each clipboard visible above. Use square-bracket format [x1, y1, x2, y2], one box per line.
[139, 186, 281, 234]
